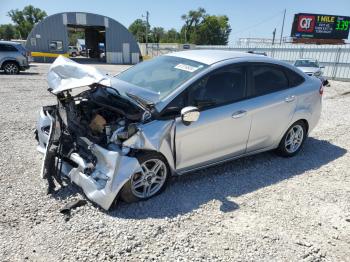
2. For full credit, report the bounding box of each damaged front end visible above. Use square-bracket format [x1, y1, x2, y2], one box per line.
[37, 56, 175, 210]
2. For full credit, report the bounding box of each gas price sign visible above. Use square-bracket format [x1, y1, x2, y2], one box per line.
[291, 13, 350, 39]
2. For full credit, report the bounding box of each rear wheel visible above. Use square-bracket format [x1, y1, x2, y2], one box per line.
[120, 152, 169, 203]
[3, 61, 19, 74]
[276, 120, 307, 157]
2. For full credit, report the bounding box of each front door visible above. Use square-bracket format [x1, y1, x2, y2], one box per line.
[174, 65, 252, 171]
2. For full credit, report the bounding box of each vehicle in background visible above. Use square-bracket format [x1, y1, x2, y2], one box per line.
[183, 44, 191, 49]
[0, 41, 30, 74]
[294, 59, 329, 86]
[68, 46, 79, 57]
[247, 51, 267, 56]
[35, 51, 323, 210]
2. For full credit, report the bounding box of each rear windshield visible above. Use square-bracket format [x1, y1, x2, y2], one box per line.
[115, 56, 208, 99]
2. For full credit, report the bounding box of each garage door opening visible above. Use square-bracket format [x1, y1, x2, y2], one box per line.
[67, 25, 106, 63]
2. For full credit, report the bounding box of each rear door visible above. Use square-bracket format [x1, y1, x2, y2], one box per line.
[245, 63, 298, 152]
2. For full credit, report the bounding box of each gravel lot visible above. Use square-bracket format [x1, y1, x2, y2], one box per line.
[0, 62, 349, 262]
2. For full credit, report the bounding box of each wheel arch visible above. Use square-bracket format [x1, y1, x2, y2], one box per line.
[1, 58, 19, 69]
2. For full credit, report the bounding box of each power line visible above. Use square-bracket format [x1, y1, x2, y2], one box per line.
[231, 10, 285, 36]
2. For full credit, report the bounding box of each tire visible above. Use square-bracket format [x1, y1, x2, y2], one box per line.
[275, 120, 307, 157]
[3, 61, 19, 74]
[120, 152, 170, 203]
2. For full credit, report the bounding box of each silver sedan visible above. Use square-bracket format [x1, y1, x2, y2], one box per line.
[36, 51, 322, 210]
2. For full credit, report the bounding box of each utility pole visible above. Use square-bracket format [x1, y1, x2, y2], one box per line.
[144, 11, 149, 55]
[279, 9, 286, 45]
[272, 28, 276, 45]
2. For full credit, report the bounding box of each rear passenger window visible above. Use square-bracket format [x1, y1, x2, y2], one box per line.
[284, 68, 305, 87]
[0, 44, 18, 52]
[251, 65, 288, 97]
[189, 66, 246, 110]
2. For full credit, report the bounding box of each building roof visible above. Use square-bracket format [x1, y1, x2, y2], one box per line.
[166, 49, 257, 65]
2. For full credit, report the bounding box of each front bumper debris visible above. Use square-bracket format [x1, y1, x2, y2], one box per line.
[41, 113, 142, 210]
[64, 141, 141, 210]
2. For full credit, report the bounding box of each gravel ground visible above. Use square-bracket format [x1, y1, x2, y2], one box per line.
[0, 62, 349, 262]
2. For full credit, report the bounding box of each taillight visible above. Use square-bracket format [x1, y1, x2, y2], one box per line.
[319, 83, 324, 95]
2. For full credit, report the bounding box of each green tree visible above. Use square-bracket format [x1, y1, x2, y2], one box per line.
[196, 15, 231, 45]
[181, 7, 206, 43]
[68, 30, 85, 46]
[151, 27, 165, 43]
[160, 28, 180, 43]
[7, 5, 47, 39]
[0, 24, 19, 40]
[129, 19, 150, 43]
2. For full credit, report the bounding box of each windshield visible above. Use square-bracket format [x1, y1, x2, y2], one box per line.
[115, 56, 208, 99]
[294, 60, 319, 68]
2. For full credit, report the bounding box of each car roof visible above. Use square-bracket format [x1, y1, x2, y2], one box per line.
[166, 49, 260, 65]
[0, 40, 21, 46]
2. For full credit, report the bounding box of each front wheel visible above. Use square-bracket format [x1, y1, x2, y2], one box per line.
[275, 120, 307, 157]
[120, 152, 169, 203]
[3, 61, 19, 74]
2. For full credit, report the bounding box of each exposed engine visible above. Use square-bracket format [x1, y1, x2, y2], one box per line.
[55, 85, 147, 154]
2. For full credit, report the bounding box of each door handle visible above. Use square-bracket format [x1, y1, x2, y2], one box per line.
[232, 110, 247, 119]
[285, 95, 296, 103]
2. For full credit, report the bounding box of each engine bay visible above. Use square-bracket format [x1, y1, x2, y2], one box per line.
[57, 85, 147, 150]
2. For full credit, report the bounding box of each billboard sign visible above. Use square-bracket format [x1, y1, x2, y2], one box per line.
[291, 13, 350, 39]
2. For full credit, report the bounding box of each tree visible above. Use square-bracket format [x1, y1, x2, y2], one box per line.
[160, 28, 180, 43]
[151, 27, 165, 43]
[8, 5, 47, 39]
[129, 19, 150, 43]
[68, 30, 85, 46]
[181, 7, 206, 43]
[0, 24, 19, 40]
[196, 15, 231, 45]
[180, 8, 231, 45]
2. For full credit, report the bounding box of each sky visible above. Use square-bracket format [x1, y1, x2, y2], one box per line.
[1, 0, 350, 44]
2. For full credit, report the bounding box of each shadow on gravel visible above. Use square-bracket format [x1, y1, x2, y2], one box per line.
[0, 71, 39, 75]
[110, 138, 346, 219]
[20, 72, 40, 75]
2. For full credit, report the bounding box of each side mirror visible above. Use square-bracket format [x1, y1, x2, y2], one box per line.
[181, 106, 200, 124]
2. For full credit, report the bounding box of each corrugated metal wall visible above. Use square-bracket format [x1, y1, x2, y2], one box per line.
[141, 43, 350, 81]
[26, 12, 140, 64]
[196, 44, 350, 81]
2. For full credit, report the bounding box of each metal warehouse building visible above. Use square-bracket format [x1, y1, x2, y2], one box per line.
[25, 12, 140, 64]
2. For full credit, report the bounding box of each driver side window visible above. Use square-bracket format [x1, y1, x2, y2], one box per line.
[188, 66, 246, 110]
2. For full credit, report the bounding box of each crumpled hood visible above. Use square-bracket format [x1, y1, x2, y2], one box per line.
[46, 56, 160, 105]
[47, 56, 111, 94]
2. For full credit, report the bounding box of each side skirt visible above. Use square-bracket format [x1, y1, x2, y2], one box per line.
[175, 145, 277, 175]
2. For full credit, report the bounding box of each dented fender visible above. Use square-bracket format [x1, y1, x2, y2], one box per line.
[123, 120, 177, 173]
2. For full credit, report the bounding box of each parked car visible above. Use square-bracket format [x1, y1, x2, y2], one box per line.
[0, 41, 30, 74]
[36, 51, 322, 210]
[294, 58, 329, 86]
[247, 50, 267, 56]
[68, 46, 79, 57]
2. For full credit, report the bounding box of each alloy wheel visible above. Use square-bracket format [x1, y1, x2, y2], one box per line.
[131, 159, 167, 198]
[4, 63, 19, 74]
[284, 124, 304, 153]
